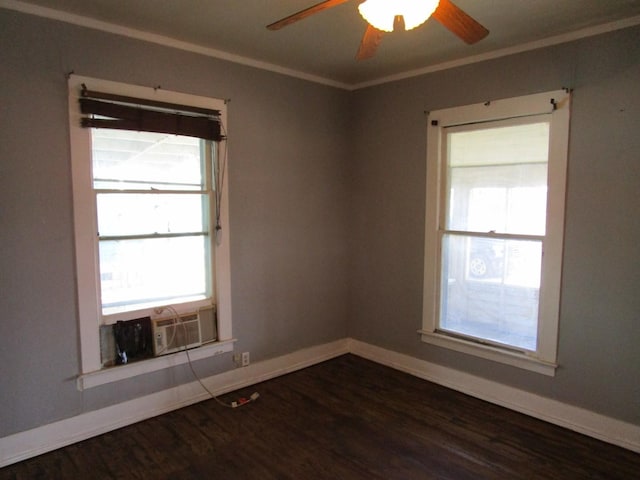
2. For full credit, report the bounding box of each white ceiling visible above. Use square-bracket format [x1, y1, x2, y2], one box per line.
[5, 0, 640, 88]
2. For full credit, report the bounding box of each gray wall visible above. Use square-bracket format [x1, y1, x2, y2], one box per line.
[1, 7, 639, 440]
[0, 9, 350, 436]
[348, 26, 640, 425]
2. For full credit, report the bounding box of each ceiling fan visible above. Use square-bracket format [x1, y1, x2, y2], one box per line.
[267, 0, 489, 60]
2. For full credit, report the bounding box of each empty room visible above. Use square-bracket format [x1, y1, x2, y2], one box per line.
[1, 0, 639, 478]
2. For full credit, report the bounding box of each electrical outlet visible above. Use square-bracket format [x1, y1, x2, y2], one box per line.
[233, 353, 241, 366]
[241, 351, 250, 367]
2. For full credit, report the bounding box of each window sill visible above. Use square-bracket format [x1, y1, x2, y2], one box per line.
[418, 330, 557, 376]
[76, 339, 236, 390]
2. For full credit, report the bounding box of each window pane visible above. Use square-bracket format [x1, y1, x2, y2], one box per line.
[447, 122, 549, 235]
[99, 236, 209, 314]
[440, 234, 541, 351]
[448, 122, 549, 168]
[96, 193, 207, 237]
[91, 129, 203, 190]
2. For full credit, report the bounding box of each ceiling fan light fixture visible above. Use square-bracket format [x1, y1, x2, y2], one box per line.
[358, 0, 440, 32]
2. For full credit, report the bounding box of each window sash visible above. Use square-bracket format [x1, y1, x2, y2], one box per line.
[437, 231, 543, 352]
[90, 130, 215, 320]
[442, 116, 550, 237]
[98, 235, 211, 316]
[434, 116, 551, 351]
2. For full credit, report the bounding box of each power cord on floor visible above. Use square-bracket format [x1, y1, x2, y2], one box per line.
[155, 305, 260, 409]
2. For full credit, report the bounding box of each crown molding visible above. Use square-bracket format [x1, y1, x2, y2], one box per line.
[352, 14, 640, 90]
[0, 0, 351, 90]
[2, 2, 640, 91]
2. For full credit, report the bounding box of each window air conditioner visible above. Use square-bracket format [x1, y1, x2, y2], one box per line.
[151, 305, 217, 356]
[152, 313, 201, 355]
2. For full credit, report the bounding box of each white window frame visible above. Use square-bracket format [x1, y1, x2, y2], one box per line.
[420, 90, 571, 376]
[69, 76, 234, 386]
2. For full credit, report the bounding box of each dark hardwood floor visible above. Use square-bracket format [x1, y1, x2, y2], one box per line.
[2, 354, 639, 479]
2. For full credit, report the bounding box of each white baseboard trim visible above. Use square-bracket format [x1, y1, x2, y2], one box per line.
[0, 338, 350, 468]
[2, 337, 638, 468]
[348, 339, 640, 454]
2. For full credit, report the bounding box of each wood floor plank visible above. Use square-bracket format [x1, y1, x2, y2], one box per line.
[2, 354, 639, 479]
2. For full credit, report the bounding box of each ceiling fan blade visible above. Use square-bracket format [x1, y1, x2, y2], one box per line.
[432, 0, 489, 44]
[356, 24, 384, 60]
[267, 0, 351, 30]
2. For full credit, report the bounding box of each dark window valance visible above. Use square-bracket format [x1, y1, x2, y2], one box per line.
[79, 87, 223, 142]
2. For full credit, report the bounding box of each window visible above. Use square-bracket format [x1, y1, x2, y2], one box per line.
[93, 129, 213, 317]
[69, 76, 233, 379]
[421, 91, 570, 375]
